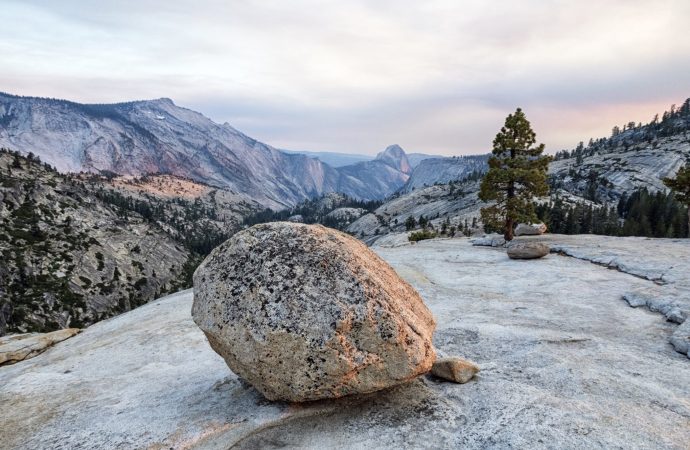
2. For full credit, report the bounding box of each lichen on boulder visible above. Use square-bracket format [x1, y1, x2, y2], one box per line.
[192, 222, 436, 402]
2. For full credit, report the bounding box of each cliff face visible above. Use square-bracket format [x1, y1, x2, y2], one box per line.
[401, 154, 489, 193]
[0, 150, 190, 335]
[0, 93, 411, 208]
[549, 135, 690, 202]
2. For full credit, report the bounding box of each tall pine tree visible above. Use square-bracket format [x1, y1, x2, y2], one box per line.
[663, 164, 690, 236]
[479, 108, 551, 240]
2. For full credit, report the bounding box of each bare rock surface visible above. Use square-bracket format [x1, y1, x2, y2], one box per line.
[431, 357, 480, 383]
[507, 242, 550, 259]
[192, 222, 436, 402]
[325, 206, 367, 224]
[536, 234, 690, 358]
[1, 236, 689, 449]
[347, 180, 484, 244]
[0, 328, 80, 365]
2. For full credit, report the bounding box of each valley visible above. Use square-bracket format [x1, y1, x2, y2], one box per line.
[0, 93, 419, 208]
[0, 149, 260, 335]
[1, 94, 689, 336]
[4, 4, 690, 449]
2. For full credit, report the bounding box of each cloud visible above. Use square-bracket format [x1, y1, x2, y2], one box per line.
[1, 0, 689, 154]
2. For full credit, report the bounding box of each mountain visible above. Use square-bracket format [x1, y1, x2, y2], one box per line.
[0, 93, 411, 208]
[549, 101, 690, 202]
[280, 149, 373, 167]
[243, 192, 380, 231]
[401, 154, 490, 192]
[347, 100, 690, 243]
[406, 152, 444, 168]
[281, 149, 441, 168]
[336, 145, 412, 199]
[0, 150, 189, 335]
[347, 179, 484, 243]
[0, 149, 264, 336]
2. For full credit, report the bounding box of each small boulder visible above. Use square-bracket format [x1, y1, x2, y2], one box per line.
[431, 357, 480, 383]
[192, 222, 437, 402]
[471, 234, 506, 247]
[515, 223, 547, 236]
[507, 242, 550, 260]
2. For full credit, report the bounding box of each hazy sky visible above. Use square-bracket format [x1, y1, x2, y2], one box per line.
[2, 1, 689, 155]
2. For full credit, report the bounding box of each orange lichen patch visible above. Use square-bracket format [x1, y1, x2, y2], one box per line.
[112, 174, 210, 199]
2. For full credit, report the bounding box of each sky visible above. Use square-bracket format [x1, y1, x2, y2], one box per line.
[2, 0, 690, 156]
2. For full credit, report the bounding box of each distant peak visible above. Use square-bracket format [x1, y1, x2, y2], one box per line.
[375, 144, 411, 174]
[381, 144, 405, 155]
[152, 97, 175, 106]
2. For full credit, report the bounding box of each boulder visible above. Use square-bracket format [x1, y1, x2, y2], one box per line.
[0, 328, 80, 365]
[507, 242, 550, 260]
[471, 233, 506, 247]
[431, 357, 480, 383]
[192, 222, 436, 402]
[515, 223, 547, 236]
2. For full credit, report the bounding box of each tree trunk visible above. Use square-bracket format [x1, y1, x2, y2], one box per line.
[504, 217, 514, 241]
[687, 208, 690, 238]
[505, 178, 515, 241]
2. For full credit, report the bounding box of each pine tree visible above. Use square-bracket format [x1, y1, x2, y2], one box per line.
[663, 164, 690, 236]
[405, 215, 416, 231]
[479, 108, 551, 240]
[12, 152, 22, 169]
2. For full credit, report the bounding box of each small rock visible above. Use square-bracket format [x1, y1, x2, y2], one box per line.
[665, 307, 686, 324]
[515, 223, 547, 236]
[623, 292, 648, 307]
[431, 357, 480, 383]
[507, 242, 550, 260]
[192, 222, 437, 402]
[0, 328, 81, 365]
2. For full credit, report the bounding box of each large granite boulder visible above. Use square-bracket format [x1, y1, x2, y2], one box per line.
[515, 223, 547, 236]
[192, 222, 436, 402]
[507, 242, 550, 260]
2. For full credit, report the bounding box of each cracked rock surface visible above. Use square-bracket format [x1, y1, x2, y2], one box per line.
[0, 328, 80, 365]
[537, 234, 690, 358]
[0, 235, 688, 449]
[192, 222, 436, 402]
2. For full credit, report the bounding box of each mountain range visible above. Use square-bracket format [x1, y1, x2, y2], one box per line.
[2, 90, 689, 335]
[0, 93, 441, 209]
[282, 149, 442, 168]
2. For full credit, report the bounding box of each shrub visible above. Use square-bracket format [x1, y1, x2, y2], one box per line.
[408, 230, 437, 242]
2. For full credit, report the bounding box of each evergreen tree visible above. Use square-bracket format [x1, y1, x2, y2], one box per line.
[418, 215, 428, 229]
[12, 152, 22, 169]
[479, 108, 551, 240]
[663, 165, 690, 236]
